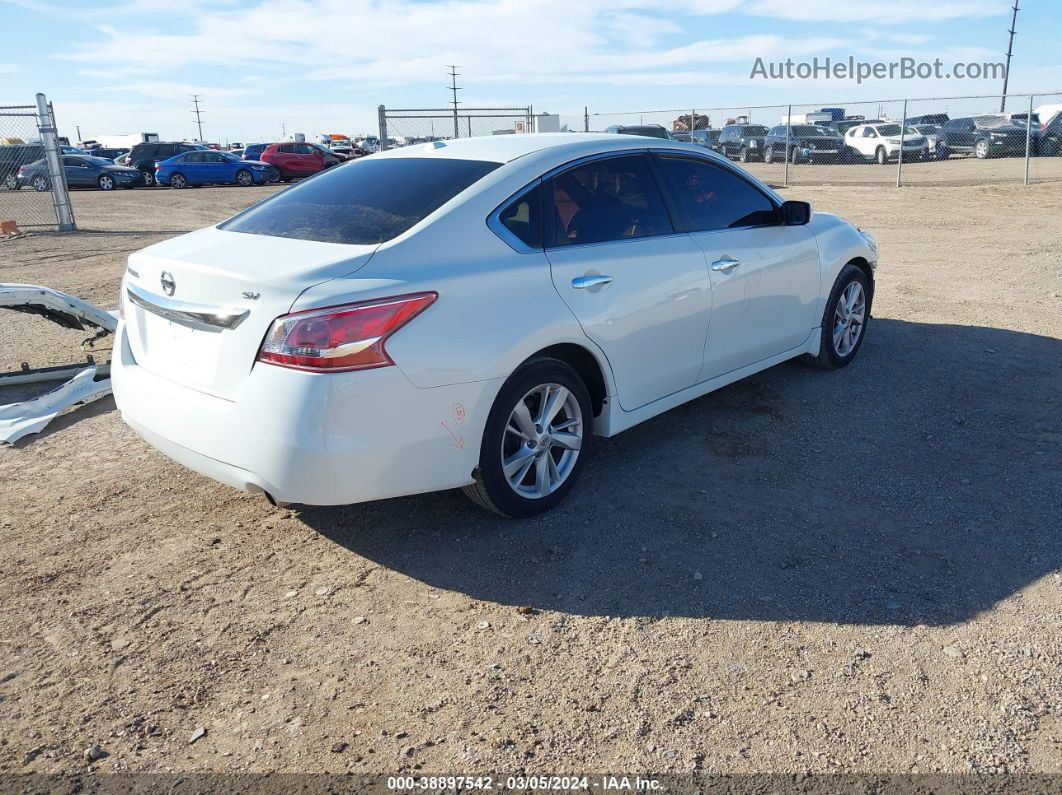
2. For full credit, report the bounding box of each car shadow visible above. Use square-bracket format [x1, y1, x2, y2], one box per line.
[296, 319, 1062, 626]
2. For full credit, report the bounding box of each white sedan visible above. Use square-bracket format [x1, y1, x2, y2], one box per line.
[112, 134, 878, 517]
[845, 122, 928, 164]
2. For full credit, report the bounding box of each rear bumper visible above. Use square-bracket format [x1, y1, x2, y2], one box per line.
[111, 320, 501, 506]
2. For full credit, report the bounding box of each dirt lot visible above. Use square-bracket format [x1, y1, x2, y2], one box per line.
[1, 180, 1060, 780]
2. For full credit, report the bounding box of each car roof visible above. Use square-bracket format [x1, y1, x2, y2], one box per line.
[371, 133, 708, 165]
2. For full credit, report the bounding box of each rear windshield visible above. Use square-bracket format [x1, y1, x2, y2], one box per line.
[219, 157, 501, 245]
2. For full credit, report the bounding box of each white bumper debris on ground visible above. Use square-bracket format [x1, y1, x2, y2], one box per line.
[0, 284, 117, 444]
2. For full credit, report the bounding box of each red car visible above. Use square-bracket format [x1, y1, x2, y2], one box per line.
[259, 142, 346, 181]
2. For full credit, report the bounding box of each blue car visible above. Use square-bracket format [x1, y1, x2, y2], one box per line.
[242, 143, 270, 161]
[155, 150, 274, 188]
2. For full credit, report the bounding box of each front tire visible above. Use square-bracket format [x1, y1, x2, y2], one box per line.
[739, 147, 749, 163]
[764, 145, 774, 164]
[462, 358, 592, 518]
[876, 146, 888, 165]
[803, 264, 870, 370]
[97, 174, 115, 190]
[235, 169, 253, 187]
[975, 139, 990, 159]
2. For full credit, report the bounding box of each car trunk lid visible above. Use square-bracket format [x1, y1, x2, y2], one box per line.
[123, 227, 377, 400]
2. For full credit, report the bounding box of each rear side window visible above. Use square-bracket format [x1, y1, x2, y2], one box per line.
[547, 155, 674, 247]
[219, 157, 501, 245]
[497, 184, 542, 248]
[658, 157, 778, 232]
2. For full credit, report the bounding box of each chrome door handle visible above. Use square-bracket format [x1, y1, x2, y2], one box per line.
[571, 274, 614, 289]
[711, 257, 740, 272]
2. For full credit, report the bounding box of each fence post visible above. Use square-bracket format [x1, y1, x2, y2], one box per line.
[35, 93, 74, 231]
[584, 107, 589, 133]
[1024, 94, 1033, 186]
[377, 105, 388, 151]
[783, 104, 791, 187]
[896, 99, 907, 188]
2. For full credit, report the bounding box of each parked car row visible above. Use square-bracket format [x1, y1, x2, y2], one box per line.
[605, 108, 1062, 165]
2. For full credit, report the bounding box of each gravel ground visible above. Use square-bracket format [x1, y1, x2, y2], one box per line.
[0, 181, 1060, 779]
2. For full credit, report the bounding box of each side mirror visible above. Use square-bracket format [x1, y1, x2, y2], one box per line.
[781, 200, 811, 225]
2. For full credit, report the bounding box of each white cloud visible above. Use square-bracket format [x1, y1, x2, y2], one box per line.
[742, 0, 1010, 24]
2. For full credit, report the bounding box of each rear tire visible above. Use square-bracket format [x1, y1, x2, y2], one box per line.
[169, 172, 187, 189]
[802, 264, 871, 370]
[462, 358, 593, 518]
[141, 170, 155, 187]
[31, 175, 49, 192]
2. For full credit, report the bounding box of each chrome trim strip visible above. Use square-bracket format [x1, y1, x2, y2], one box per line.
[126, 283, 249, 331]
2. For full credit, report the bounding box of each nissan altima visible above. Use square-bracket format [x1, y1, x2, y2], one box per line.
[112, 134, 878, 517]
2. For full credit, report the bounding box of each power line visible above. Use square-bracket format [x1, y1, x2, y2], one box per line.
[446, 65, 461, 139]
[190, 94, 205, 141]
[1000, 0, 1020, 112]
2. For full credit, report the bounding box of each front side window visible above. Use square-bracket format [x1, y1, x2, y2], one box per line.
[498, 184, 542, 248]
[546, 155, 673, 247]
[220, 157, 501, 245]
[657, 157, 778, 233]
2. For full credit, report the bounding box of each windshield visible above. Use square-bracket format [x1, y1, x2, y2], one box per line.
[792, 125, 831, 136]
[219, 157, 501, 245]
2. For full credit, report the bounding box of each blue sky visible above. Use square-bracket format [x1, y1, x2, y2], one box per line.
[2, 0, 1060, 143]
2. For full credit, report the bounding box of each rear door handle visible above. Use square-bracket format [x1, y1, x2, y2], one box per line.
[571, 274, 614, 289]
[711, 257, 740, 273]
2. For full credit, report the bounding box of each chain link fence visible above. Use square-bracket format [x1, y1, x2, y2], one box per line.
[0, 94, 75, 231]
[577, 91, 1062, 188]
[377, 106, 533, 150]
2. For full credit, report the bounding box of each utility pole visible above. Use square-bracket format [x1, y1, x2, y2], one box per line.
[190, 94, 205, 141]
[1000, 0, 1020, 112]
[75, 124, 81, 144]
[447, 65, 461, 139]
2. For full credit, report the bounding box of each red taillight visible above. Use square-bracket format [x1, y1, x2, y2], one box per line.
[256, 292, 437, 372]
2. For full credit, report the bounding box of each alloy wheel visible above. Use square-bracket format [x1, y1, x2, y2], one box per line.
[99, 175, 114, 190]
[500, 383, 583, 499]
[832, 281, 866, 357]
[32, 176, 48, 192]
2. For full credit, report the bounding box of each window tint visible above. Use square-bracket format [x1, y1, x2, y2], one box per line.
[278, 144, 295, 154]
[497, 184, 542, 248]
[547, 155, 673, 247]
[220, 157, 501, 245]
[182, 152, 201, 163]
[658, 157, 778, 232]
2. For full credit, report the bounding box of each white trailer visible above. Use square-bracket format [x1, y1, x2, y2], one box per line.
[779, 112, 833, 126]
[94, 132, 159, 149]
